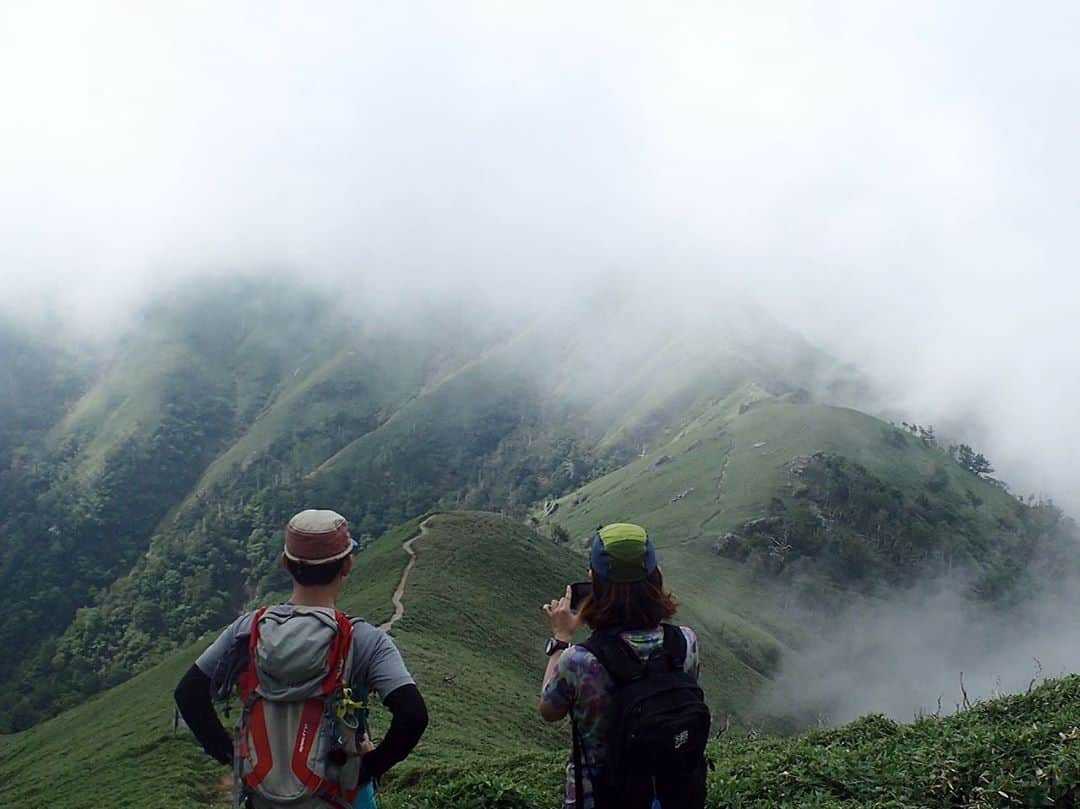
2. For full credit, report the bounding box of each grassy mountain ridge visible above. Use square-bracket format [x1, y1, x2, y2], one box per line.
[546, 394, 1024, 544]
[543, 392, 1058, 599]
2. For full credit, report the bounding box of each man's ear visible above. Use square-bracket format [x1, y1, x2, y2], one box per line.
[281, 553, 289, 572]
[341, 556, 354, 578]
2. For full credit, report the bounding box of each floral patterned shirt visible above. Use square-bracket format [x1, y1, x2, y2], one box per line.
[541, 625, 701, 808]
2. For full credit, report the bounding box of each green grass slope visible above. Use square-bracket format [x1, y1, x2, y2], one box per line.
[386, 675, 1080, 808]
[365, 512, 580, 764]
[546, 391, 1021, 545]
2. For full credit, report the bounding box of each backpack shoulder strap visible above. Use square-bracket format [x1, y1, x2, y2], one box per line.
[210, 630, 251, 703]
[582, 629, 646, 686]
[238, 606, 269, 702]
[321, 610, 354, 694]
[659, 623, 688, 671]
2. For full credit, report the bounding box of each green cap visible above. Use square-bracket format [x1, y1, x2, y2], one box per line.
[590, 523, 658, 582]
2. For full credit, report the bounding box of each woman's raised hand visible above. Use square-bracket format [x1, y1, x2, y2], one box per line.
[542, 585, 581, 643]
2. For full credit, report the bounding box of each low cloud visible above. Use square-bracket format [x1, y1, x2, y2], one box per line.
[1, 2, 1079, 507]
[761, 575, 1080, 724]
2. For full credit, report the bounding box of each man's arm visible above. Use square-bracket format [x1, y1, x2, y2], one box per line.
[353, 625, 429, 782]
[174, 664, 233, 764]
[175, 614, 249, 765]
[358, 683, 428, 782]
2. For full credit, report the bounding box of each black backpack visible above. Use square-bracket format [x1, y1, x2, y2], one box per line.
[572, 624, 711, 809]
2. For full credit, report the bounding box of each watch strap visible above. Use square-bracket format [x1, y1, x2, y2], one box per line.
[546, 637, 570, 656]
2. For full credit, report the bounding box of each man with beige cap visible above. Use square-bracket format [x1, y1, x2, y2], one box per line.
[175, 509, 428, 808]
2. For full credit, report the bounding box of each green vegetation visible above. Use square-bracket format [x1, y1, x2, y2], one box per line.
[715, 450, 1069, 600]
[0, 319, 90, 468]
[364, 513, 576, 761]
[706, 676, 1080, 808]
[383, 675, 1080, 809]
[545, 396, 1027, 547]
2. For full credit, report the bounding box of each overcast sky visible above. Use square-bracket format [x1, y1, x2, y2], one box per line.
[1, 2, 1078, 505]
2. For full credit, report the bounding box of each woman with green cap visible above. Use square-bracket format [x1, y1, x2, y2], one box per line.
[538, 523, 709, 809]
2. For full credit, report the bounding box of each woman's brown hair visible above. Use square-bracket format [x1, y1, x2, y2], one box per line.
[580, 568, 678, 631]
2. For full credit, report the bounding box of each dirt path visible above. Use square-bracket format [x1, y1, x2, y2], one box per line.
[716, 434, 735, 493]
[379, 516, 434, 632]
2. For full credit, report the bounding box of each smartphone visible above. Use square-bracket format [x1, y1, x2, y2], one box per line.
[569, 581, 592, 612]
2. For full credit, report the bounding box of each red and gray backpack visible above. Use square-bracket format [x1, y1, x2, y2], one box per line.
[231, 605, 365, 808]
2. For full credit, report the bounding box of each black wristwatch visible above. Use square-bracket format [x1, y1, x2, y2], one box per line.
[545, 636, 570, 656]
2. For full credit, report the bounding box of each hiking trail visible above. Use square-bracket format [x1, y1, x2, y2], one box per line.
[379, 516, 434, 632]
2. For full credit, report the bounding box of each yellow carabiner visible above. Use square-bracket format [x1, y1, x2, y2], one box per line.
[335, 686, 365, 729]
